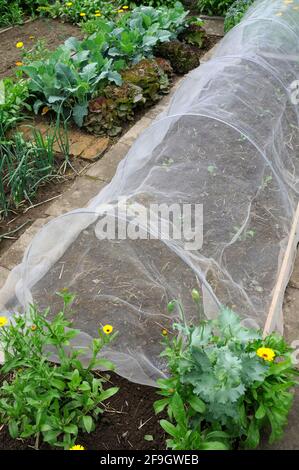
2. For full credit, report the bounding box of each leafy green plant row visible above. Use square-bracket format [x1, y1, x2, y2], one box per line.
[155, 292, 299, 450]
[20, 2, 202, 127]
[197, 0, 235, 16]
[224, 0, 255, 32]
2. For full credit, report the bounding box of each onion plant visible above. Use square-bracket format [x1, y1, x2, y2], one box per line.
[0, 122, 69, 218]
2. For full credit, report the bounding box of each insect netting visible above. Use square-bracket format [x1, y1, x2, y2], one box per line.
[1, 0, 299, 386]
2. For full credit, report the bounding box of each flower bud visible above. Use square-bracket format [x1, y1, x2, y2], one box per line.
[167, 301, 175, 312]
[191, 289, 201, 302]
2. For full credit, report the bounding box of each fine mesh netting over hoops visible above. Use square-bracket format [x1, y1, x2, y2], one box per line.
[1, 0, 299, 386]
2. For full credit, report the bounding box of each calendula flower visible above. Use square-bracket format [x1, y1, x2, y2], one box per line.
[0, 316, 8, 327]
[103, 324, 113, 335]
[66, 2, 73, 6]
[16, 41, 24, 48]
[79, 12, 86, 17]
[31, 324, 37, 331]
[41, 106, 50, 115]
[162, 329, 168, 336]
[15, 61, 23, 66]
[69, 444, 85, 450]
[256, 347, 275, 362]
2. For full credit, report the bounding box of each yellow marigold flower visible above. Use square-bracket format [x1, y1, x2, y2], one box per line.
[256, 347, 275, 362]
[0, 316, 8, 327]
[16, 41, 24, 48]
[122, 5, 129, 9]
[69, 444, 85, 450]
[162, 329, 168, 336]
[79, 12, 86, 17]
[117, 9, 124, 13]
[103, 324, 113, 335]
[95, 13, 102, 17]
[66, 2, 73, 6]
[15, 61, 23, 66]
[31, 324, 37, 331]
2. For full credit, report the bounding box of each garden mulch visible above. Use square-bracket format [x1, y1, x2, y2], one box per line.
[0, 18, 83, 79]
[0, 372, 166, 450]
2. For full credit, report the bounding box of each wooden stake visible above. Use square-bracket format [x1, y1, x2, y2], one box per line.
[263, 202, 299, 337]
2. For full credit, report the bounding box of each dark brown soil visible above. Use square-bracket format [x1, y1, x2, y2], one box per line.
[0, 18, 82, 79]
[0, 372, 166, 450]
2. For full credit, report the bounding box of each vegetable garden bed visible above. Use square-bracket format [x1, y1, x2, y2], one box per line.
[0, 18, 83, 80]
[2, 0, 298, 455]
[0, 7, 219, 258]
[0, 372, 166, 450]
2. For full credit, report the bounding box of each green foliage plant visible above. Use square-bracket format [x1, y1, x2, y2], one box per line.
[197, 0, 235, 16]
[155, 291, 298, 450]
[0, 290, 119, 449]
[224, 0, 254, 32]
[0, 78, 31, 135]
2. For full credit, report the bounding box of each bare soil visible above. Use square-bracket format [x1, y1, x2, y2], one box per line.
[0, 18, 82, 79]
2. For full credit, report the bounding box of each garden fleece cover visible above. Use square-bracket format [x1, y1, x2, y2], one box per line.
[1, 0, 299, 385]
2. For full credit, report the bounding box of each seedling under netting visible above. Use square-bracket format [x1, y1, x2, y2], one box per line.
[1, 0, 299, 386]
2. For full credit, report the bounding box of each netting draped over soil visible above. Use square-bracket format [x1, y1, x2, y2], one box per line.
[1, 0, 299, 386]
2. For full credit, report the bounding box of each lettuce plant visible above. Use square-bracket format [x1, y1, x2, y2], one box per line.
[155, 292, 298, 450]
[84, 58, 172, 136]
